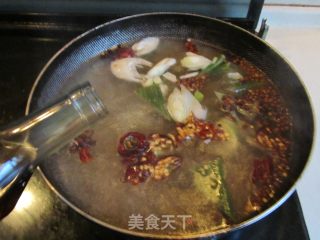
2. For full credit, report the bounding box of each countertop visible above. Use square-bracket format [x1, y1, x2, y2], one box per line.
[261, 5, 320, 240]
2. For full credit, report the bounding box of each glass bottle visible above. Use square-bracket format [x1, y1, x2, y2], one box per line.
[0, 84, 107, 196]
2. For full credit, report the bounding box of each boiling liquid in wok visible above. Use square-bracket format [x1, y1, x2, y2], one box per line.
[43, 39, 293, 236]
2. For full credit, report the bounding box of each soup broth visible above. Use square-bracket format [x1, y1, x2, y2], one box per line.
[49, 38, 292, 236]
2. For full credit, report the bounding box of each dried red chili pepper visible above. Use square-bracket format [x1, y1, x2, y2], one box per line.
[176, 116, 227, 141]
[153, 156, 182, 180]
[75, 130, 96, 148]
[124, 165, 151, 185]
[118, 131, 183, 185]
[179, 75, 207, 92]
[221, 95, 236, 112]
[115, 48, 135, 59]
[252, 157, 273, 184]
[185, 38, 198, 53]
[79, 147, 92, 163]
[101, 45, 135, 59]
[69, 130, 96, 163]
[117, 132, 149, 157]
[122, 150, 157, 166]
[196, 120, 218, 140]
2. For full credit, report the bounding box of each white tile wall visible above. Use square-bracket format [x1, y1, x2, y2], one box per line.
[260, 5, 320, 240]
[265, 0, 320, 5]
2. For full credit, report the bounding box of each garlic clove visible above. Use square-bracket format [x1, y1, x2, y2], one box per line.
[147, 58, 177, 78]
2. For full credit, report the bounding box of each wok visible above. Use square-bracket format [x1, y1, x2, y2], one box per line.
[25, 13, 314, 239]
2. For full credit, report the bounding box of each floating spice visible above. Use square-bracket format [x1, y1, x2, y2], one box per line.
[115, 47, 135, 59]
[101, 44, 135, 59]
[148, 133, 177, 153]
[118, 132, 149, 157]
[118, 132, 182, 185]
[179, 75, 207, 92]
[153, 156, 182, 180]
[69, 130, 96, 163]
[185, 38, 198, 53]
[176, 115, 228, 142]
[252, 157, 273, 184]
[102, 37, 293, 220]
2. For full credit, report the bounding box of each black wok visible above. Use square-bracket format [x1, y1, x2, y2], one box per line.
[26, 13, 314, 239]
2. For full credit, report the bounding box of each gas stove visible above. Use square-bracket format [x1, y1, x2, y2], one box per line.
[0, 1, 310, 239]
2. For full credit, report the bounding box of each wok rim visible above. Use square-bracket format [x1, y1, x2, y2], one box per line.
[25, 12, 315, 239]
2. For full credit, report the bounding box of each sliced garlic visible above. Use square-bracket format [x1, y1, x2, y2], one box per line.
[162, 72, 177, 82]
[167, 86, 207, 123]
[181, 52, 211, 71]
[132, 37, 160, 56]
[147, 58, 176, 78]
[179, 71, 199, 79]
[227, 72, 243, 80]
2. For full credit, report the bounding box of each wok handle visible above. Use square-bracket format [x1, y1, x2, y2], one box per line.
[0, 172, 31, 219]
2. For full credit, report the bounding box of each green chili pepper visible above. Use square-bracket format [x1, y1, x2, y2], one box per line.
[211, 157, 234, 221]
[194, 157, 234, 221]
[194, 90, 204, 102]
[196, 165, 211, 176]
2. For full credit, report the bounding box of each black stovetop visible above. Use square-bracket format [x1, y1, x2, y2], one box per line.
[0, 13, 310, 240]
